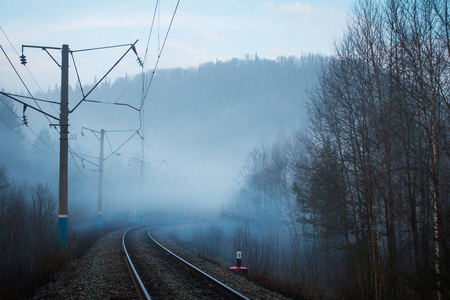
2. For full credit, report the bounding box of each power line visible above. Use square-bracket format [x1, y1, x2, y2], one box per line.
[137, 130, 162, 159]
[68, 147, 94, 179]
[71, 52, 86, 99]
[0, 41, 59, 126]
[0, 92, 59, 120]
[143, 0, 160, 66]
[2, 92, 59, 105]
[0, 45, 37, 104]
[142, 0, 181, 106]
[72, 43, 136, 53]
[83, 98, 139, 111]
[70, 40, 139, 113]
[1, 26, 60, 121]
[104, 130, 139, 161]
[0, 95, 58, 155]
[0, 114, 57, 158]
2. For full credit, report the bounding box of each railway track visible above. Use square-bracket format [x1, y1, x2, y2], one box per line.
[122, 225, 250, 300]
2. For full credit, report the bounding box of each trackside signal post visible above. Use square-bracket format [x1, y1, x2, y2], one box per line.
[59, 44, 69, 247]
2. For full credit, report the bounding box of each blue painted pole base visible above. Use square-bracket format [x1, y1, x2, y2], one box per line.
[97, 213, 102, 230]
[58, 216, 68, 249]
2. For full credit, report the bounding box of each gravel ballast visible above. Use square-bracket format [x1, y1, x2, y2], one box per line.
[31, 226, 290, 299]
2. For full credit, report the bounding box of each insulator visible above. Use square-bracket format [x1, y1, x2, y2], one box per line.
[137, 57, 143, 67]
[20, 54, 27, 65]
[22, 115, 28, 126]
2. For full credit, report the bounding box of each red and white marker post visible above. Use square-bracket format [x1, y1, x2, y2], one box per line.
[229, 250, 248, 277]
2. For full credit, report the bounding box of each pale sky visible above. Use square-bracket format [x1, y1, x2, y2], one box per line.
[1, 0, 354, 93]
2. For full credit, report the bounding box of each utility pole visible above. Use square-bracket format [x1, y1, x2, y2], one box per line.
[8, 41, 140, 249]
[97, 129, 105, 230]
[59, 44, 69, 248]
[81, 127, 138, 229]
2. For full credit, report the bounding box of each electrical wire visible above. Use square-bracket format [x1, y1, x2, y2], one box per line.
[83, 99, 139, 111]
[71, 52, 86, 99]
[0, 92, 59, 121]
[137, 130, 162, 159]
[104, 131, 138, 161]
[158, 0, 161, 54]
[68, 147, 94, 179]
[72, 43, 135, 53]
[2, 92, 59, 105]
[0, 114, 57, 158]
[0, 95, 58, 156]
[1, 26, 62, 144]
[1, 27, 144, 179]
[0, 25, 56, 112]
[69, 150, 99, 167]
[142, 0, 181, 106]
[0, 45, 37, 104]
[0, 36, 59, 125]
[105, 132, 114, 153]
[143, 0, 160, 66]
[70, 40, 139, 113]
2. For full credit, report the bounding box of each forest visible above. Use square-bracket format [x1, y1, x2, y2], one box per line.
[198, 0, 448, 299]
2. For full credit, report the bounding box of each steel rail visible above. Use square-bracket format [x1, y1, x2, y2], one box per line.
[147, 228, 250, 300]
[122, 227, 151, 300]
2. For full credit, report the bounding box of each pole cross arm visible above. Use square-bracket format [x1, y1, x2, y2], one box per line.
[70, 40, 139, 114]
[0, 91, 59, 121]
[83, 99, 140, 111]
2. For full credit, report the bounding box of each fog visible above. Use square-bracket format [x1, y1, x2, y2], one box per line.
[0, 54, 321, 227]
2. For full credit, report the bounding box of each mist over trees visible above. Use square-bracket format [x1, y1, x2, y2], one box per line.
[208, 0, 449, 298]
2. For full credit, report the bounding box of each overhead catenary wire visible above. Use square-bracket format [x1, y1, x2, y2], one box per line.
[0, 26, 63, 126]
[70, 40, 139, 113]
[105, 132, 114, 153]
[137, 130, 163, 160]
[71, 52, 86, 99]
[0, 45, 41, 108]
[0, 92, 59, 120]
[68, 147, 94, 179]
[76, 128, 140, 166]
[72, 43, 136, 53]
[83, 99, 139, 111]
[143, 0, 160, 66]
[3, 6, 177, 177]
[142, 0, 181, 106]
[69, 150, 99, 168]
[136, 0, 180, 177]
[0, 94, 58, 156]
[1, 40, 59, 124]
[1, 28, 145, 180]
[1, 28, 96, 180]
[1, 26, 61, 119]
[1, 92, 59, 105]
[0, 114, 57, 158]
[104, 130, 139, 161]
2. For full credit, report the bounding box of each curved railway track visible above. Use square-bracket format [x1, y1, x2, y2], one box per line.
[122, 225, 250, 300]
